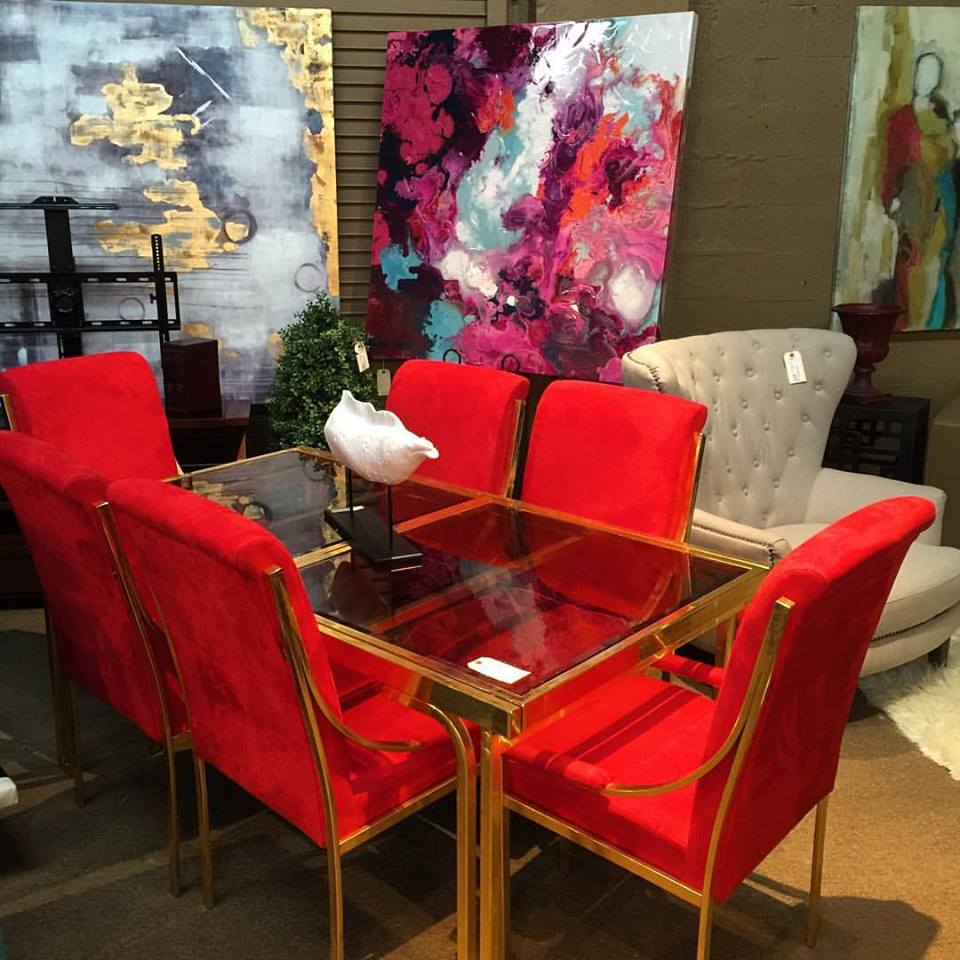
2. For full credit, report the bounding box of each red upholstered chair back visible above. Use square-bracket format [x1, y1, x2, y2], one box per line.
[522, 380, 708, 540]
[697, 497, 934, 900]
[0, 432, 183, 743]
[0, 352, 177, 481]
[107, 478, 352, 847]
[386, 359, 529, 494]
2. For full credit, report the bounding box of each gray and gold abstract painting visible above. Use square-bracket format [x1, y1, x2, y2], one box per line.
[0, 1, 338, 399]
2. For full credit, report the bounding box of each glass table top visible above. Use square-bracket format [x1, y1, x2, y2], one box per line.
[300, 499, 750, 698]
[172, 448, 477, 560]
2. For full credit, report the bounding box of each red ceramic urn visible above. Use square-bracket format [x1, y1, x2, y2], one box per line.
[832, 302, 902, 403]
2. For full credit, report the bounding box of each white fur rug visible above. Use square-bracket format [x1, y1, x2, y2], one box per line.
[860, 654, 960, 781]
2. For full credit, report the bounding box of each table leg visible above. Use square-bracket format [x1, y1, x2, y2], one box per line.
[715, 616, 736, 668]
[402, 700, 478, 960]
[480, 730, 507, 960]
[450, 715, 478, 960]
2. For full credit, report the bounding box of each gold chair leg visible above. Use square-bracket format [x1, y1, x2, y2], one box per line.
[502, 807, 511, 960]
[61, 679, 84, 808]
[193, 754, 214, 909]
[45, 611, 68, 768]
[327, 842, 345, 960]
[165, 736, 181, 898]
[806, 797, 829, 948]
[450, 718, 478, 960]
[715, 617, 735, 668]
[697, 896, 714, 960]
[479, 731, 507, 960]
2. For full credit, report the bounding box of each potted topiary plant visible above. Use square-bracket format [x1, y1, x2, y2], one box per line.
[269, 293, 377, 449]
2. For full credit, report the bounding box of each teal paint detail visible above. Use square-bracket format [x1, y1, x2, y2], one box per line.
[640, 281, 662, 331]
[379, 244, 422, 290]
[454, 91, 535, 250]
[425, 300, 470, 357]
[928, 166, 958, 330]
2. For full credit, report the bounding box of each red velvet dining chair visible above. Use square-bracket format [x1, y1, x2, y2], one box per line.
[0, 431, 188, 894]
[386, 359, 530, 495]
[501, 496, 933, 959]
[521, 380, 708, 541]
[0, 351, 178, 481]
[106, 478, 477, 960]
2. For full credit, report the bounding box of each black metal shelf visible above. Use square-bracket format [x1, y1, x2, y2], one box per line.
[0, 196, 181, 356]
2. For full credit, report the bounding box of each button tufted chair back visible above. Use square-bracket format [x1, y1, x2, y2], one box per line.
[622, 329, 856, 529]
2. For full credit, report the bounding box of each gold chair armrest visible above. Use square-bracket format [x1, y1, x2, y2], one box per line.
[572, 599, 792, 797]
[266, 565, 426, 754]
[316, 702, 425, 754]
[580, 707, 744, 797]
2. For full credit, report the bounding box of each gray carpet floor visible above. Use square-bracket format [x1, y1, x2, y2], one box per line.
[1, 609, 958, 959]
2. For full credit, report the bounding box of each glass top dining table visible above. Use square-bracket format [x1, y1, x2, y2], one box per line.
[174, 446, 763, 732]
[175, 446, 766, 960]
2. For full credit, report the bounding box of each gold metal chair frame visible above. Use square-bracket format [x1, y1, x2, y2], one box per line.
[1, 392, 16, 431]
[500, 597, 832, 960]
[266, 567, 477, 960]
[500, 397, 527, 498]
[3, 392, 189, 900]
[2, 390, 88, 798]
[1, 384, 189, 897]
[96, 502, 191, 898]
[683, 433, 705, 543]
[90, 530, 477, 960]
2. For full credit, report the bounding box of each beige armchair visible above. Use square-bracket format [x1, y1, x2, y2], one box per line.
[622, 328, 960, 675]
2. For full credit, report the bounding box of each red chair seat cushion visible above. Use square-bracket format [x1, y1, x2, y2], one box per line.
[334, 689, 467, 840]
[504, 670, 716, 891]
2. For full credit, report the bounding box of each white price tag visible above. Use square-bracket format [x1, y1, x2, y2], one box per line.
[354, 341, 370, 373]
[467, 657, 531, 685]
[376, 367, 392, 396]
[783, 350, 807, 385]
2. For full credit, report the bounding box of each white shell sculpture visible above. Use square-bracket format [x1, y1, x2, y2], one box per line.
[323, 390, 439, 485]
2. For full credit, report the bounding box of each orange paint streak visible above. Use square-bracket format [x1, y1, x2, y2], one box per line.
[564, 113, 628, 222]
[476, 84, 516, 134]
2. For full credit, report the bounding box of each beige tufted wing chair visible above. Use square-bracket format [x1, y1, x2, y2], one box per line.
[622, 328, 960, 675]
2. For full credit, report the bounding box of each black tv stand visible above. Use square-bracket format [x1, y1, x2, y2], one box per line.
[0, 195, 181, 357]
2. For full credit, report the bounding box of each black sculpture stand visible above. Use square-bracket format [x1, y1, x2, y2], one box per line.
[324, 471, 422, 566]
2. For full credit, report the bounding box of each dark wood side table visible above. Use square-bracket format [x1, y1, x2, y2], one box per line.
[167, 400, 252, 472]
[0, 494, 43, 608]
[0, 411, 43, 607]
[823, 396, 930, 483]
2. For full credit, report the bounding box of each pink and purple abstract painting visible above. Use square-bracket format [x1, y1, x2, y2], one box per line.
[368, 13, 696, 380]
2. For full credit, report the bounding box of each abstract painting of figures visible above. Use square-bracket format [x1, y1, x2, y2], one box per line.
[0, 2, 338, 398]
[368, 14, 696, 380]
[836, 6, 960, 331]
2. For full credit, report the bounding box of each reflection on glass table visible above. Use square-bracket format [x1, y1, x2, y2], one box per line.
[301, 500, 754, 710]
[172, 447, 478, 562]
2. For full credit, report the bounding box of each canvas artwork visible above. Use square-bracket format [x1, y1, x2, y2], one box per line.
[0, 1, 338, 398]
[368, 13, 697, 380]
[836, 6, 960, 331]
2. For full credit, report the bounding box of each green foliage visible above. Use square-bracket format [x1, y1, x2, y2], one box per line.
[269, 294, 376, 450]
